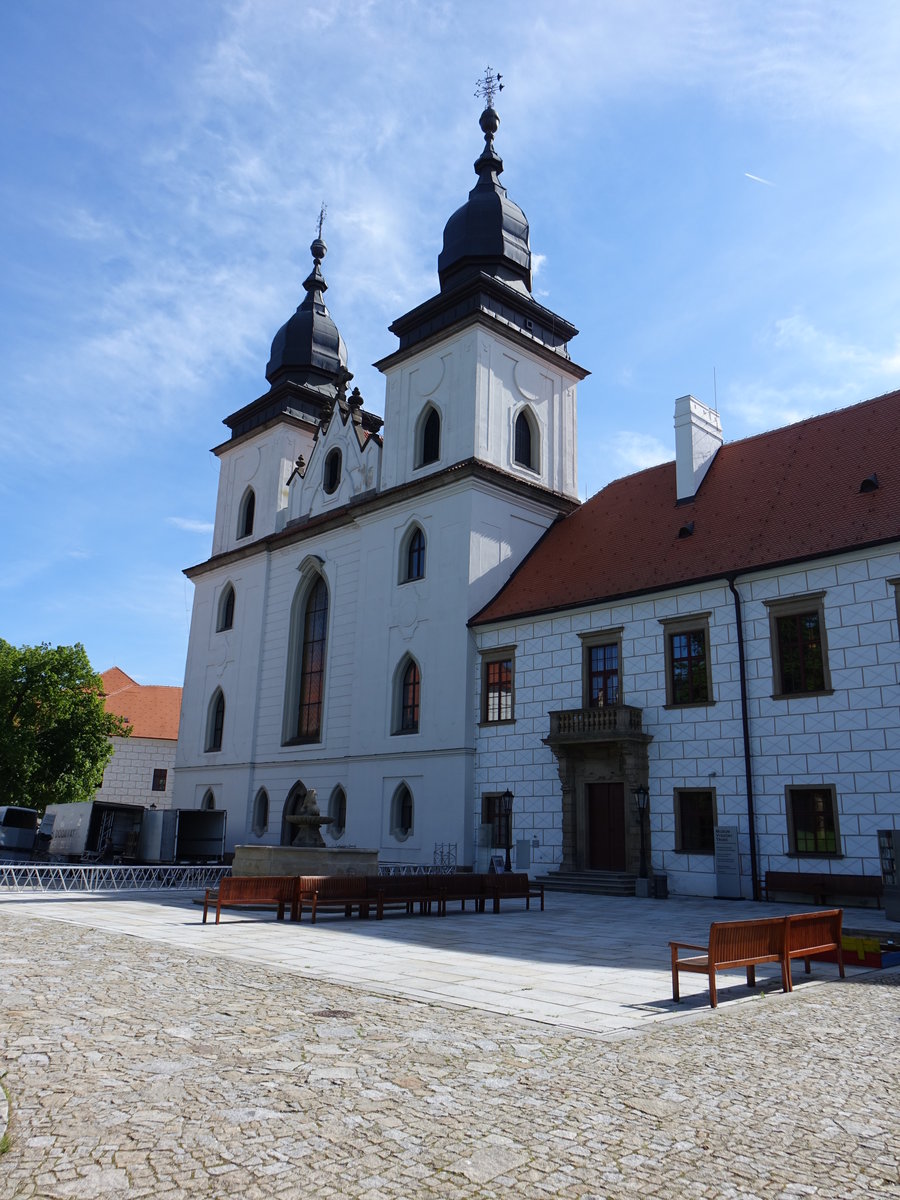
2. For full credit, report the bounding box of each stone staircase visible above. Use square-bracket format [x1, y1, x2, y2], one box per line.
[534, 869, 637, 897]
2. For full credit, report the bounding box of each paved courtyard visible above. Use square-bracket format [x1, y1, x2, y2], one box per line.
[1, 891, 898, 1198]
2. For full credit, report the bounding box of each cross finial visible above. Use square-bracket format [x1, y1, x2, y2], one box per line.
[316, 202, 327, 240]
[475, 66, 503, 108]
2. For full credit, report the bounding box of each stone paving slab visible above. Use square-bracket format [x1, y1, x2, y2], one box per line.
[1, 895, 898, 1198]
[0, 891, 884, 1035]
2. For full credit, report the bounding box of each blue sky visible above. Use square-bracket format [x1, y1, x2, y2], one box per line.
[2, 1, 900, 686]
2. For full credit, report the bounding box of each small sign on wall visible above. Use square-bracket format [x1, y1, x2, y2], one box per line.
[488, 854, 505, 873]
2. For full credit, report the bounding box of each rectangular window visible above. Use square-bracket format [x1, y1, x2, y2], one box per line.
[481, 649, 515, 723]
[151, 769, 167, 792]
[481, 794, 510, 850]
[675, 789, 716, 854]
[786, 785, 840, 856]
[589, 643, 619, 706]
[580, 628, 624, 708]
[889, 577, 900, 635]
[660, 614, 712, 707]
[766, 593, 831, 698]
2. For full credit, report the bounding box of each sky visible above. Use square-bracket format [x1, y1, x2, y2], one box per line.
[2, 1, 900, 687]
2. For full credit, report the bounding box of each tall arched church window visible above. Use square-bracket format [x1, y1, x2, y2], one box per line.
[238, 488, 255, 539]
[514, 411, 535, 470]
[404, 527, 426, 582]
[394, 657, 420, 734]
[205, 689, 225, 752]
[296, 576, 328, 742]
[217, 584, 235, 632]
[252, 789, 269, 836]
[419, 406, 441, 467]
[323, 448, 342, 495]
[391, 784, 414, 839]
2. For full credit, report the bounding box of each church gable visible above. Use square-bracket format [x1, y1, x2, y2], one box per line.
[288, 394, 382, 522]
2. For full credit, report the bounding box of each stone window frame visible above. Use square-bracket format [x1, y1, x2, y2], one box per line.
[216, 583, 235, 632]
[391, 654, 422, 736]
[764, 591, 833, 699]
[785, 784, 842, 857]
[674, 787, 717, 855]
[282, 564, 330, 747]
[323, 448, 342, 495]
[251, 788, 269, 837]
[399, 523, 426, 584]
[151, 768, 168, 792]
[327, 785, 347, 839]
[416, 404, 441, 469]
[390, 782, 414, 841]
[659, 612, 714, 708]
[479, 645, 516, 725]
[578, 627, 624, 708]
[889, 577, 900, 638]
[237, 487, 255, 540]
[205, 688, 225, 753]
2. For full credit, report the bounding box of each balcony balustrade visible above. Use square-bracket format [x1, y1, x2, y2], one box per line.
[546, 705, 646, 744]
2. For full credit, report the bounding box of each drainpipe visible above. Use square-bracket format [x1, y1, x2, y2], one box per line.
[728, 575, 760, 901]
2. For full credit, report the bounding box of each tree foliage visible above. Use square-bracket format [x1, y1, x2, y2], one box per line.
[0, 641, 131, 814]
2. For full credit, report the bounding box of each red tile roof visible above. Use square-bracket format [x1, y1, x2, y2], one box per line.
[100, 668, 182, 741]
[472, 389, 900, 626]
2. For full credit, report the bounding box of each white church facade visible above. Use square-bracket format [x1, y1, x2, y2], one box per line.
[175, 99, 900, 900]
[174, 101, 586, 870]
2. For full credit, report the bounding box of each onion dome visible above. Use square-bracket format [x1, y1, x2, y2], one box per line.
[266, 237, 348, 391]
[437, 105, 532, 294]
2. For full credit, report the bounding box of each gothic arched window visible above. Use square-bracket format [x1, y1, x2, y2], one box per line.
[252, 789, 269, 837]
[205, 689, 225, 752]
[295, 576, 328, 742]
[217, 584, 235, 632]
[391, 784, 414, 840]
[418, 406, 441, 467]
[394, 657, 420, 735]
[514, 410, 535, 470]
[238, 488, 256, 539]
[403, 526, 426, 582]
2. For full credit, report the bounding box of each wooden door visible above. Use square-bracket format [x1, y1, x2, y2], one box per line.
[586, 782, 626, 871]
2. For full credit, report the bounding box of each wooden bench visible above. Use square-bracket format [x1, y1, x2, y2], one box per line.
[764, 870, 882, 908]
[298, 874, 372, 923]
[202, 875, 300, 924]
[485, 871, 545, 913]
[368, 875, 435, 919]
[670, 916, 789, 1008]
[784, 908, 845, 990]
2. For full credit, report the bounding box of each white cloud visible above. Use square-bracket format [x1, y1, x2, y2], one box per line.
[167, 517, 215, 534]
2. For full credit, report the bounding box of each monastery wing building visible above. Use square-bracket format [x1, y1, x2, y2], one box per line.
[175, 100, 900, 900]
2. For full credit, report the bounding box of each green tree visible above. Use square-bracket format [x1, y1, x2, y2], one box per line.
[0, 641, 131, 814]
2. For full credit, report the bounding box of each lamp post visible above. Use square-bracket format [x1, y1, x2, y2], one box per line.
[500, 788, 514, 872]
[632, 785, 650, 881]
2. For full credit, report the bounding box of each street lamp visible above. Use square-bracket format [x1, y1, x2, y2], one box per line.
[632, 785, 650, 880]
[500, 788, 514, 872]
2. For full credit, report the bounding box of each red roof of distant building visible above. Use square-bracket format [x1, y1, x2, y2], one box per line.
[100, 668, 182, 740]
[472, 389, 900, 626]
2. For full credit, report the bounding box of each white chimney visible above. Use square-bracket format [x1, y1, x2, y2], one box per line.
[674, 394, 723, 501]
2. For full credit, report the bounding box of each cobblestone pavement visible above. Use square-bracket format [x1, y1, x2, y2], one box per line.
[1, 908, 898, 1200]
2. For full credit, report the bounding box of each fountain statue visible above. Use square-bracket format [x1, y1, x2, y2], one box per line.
[284, 789, 332, 848]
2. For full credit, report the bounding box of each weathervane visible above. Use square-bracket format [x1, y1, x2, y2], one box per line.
[316, 202, 327, 240]
[475, 66, 503, 108]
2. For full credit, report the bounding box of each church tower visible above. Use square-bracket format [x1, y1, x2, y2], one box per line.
[378, 92, 586, 512]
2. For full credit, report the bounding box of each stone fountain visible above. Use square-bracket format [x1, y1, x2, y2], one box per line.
[231, 788, 378, 877]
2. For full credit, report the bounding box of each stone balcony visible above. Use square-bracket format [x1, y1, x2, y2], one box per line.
[544, 705, 649, 746]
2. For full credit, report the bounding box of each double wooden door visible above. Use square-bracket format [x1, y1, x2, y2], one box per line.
[586, 782, 626, 871]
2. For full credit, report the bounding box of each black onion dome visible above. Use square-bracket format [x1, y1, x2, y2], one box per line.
[266, 238, 348, 391]
[438, 105, 532, 294]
